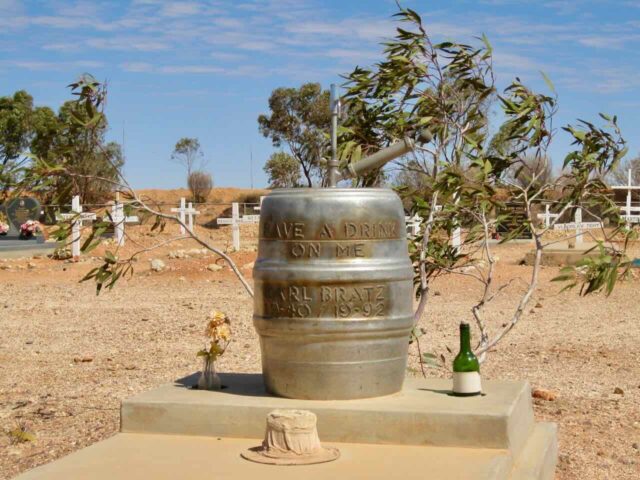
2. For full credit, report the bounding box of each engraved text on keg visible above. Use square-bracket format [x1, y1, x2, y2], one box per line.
[343, 221, 397, 239]
[263, 221, 305, 239]
[263, 284, 388, 318]
[262, 220, 401, 240]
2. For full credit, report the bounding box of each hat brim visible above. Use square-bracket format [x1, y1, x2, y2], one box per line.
[241, 446, 340, 466]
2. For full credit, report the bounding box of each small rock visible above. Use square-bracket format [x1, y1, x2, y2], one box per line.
[73, 357, 93, 363]
[36, 407, 55, 418]
[25, 340, 33, 345]
[632, 442, 639, 450]
[532, 388, 557, 401]
[27, 262, 36, 269]
[535, 302, 543, 308]
[0, 265, 11, 270]
[613, 387, 624, 395]
[207, 264, 222, 272]
[150, 259, 166, 272]
[178, 276, 186, 282]
[433, 291, 441, 296]
[242, 261, 255, 270]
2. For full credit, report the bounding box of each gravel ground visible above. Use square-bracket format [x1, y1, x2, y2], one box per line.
[0, 225, 638, 479]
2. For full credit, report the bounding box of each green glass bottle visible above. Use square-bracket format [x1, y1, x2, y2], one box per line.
[452, 322, 482, 396]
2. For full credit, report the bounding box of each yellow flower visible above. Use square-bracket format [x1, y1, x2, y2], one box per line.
[204, 311, 231, 341]
[217, 324, 231, 341]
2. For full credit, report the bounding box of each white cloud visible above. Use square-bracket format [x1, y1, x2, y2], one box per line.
[8, 60, 105, 71]
[159, 65, 224, 74]
[120, 62, 154, 73]
[0, 0, 22, 14]
[210, 51, 246, 61]
[160, 2, 201, 17]
[87, 37, 169, 51]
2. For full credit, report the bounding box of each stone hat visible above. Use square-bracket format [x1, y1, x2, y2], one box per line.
[241, 409, 340, 466]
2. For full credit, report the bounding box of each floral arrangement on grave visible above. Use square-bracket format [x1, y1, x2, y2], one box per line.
[0, 212, 8, 235]
[196, 310, 231, 390]
[20, 220, 40, 239]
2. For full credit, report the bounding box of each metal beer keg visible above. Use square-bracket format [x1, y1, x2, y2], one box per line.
[253, 188, 414, 400]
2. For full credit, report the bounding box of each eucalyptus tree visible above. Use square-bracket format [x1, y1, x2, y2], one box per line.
[0, 90, 36, 198]
[339, 6, 633, 368]
[171, 137, 203, 178]
[263, 151, 301, 188]
[258, 83, 330, 187]
[1, 85, 122, 205]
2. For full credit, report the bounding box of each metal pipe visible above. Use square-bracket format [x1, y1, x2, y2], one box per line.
[327, 84, 340, 187]
[338, 129, 432, 181]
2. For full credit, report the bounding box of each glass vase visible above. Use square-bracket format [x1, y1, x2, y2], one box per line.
[197, 356, 221, 390]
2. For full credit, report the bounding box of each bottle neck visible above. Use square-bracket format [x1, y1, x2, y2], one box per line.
[459, 325, 472, 353]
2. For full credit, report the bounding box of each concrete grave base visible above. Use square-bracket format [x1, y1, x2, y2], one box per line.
[523, 242, 601, 266]
[0, 239, 58, 258]
[14, 374, 557, 480]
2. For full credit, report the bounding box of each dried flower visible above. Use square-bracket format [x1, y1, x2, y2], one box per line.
[198, 310, 231, 361]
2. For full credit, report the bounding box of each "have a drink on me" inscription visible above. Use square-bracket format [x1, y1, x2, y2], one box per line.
[261, 219, 401, 259]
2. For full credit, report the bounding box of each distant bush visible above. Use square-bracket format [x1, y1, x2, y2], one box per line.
[234, 192, 263, 204]
[188, 171, 213, 203]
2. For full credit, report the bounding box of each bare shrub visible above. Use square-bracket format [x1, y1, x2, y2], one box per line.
[188, 170, 213, 203]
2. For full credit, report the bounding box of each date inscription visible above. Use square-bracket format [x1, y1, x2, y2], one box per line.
[262, 284, 388, 319]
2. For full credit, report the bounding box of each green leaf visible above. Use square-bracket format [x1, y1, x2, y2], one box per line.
[540, 71, 556, 94]
[421, 352, 440, 367]
[104, 251, 117, 264]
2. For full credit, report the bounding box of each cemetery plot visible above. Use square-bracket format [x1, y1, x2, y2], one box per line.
[496, 202, 533, 239]
[0, 235, 638, 480]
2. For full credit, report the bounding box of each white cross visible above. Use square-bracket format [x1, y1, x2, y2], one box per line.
[254, 196, 265, 212]
[537, 204, 560, 228]
[57, 196, 96, 258]
[171, 198, 200, 234]
[574, 207, 583, 246]
[216, 202, 241, 250]
[405, 214, 422, 237]
[611, 169, 640, 225]
[111, 202, 125, 246]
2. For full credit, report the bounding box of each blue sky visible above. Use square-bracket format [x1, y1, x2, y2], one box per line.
[1, 0, 639, 189]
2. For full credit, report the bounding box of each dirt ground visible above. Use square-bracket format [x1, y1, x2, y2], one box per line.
[0, 222, 639, 479]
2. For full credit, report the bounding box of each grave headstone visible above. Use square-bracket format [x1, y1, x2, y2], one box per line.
[2, 197, 42, 241]
[496, 201, 532, 239]
[0, 196, 53, 256]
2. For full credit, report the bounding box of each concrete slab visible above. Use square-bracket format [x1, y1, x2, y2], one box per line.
[0, 241, 57, 258]
[509, 423, 558, 480]
[121, 374, 534, 455]
[13, 432, 515, 480]
[14, 424, 557, 480]
[523, 243, 601, 266]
